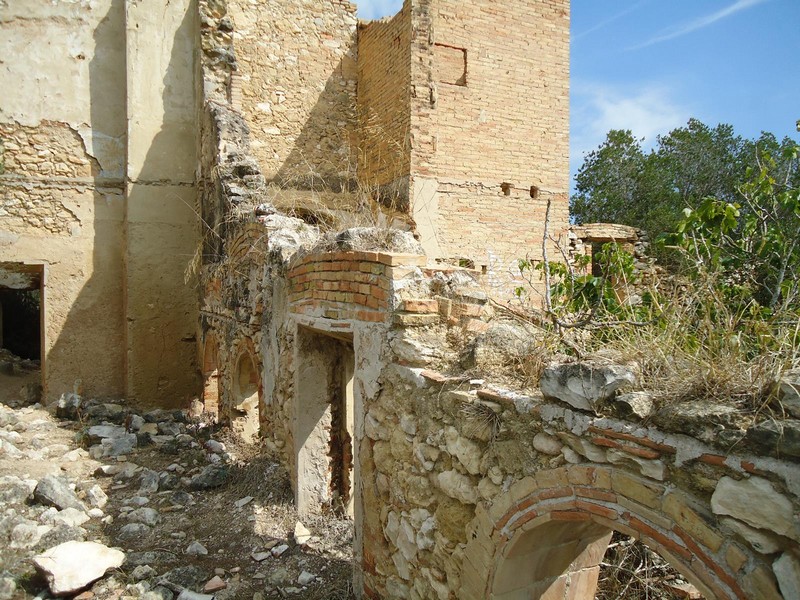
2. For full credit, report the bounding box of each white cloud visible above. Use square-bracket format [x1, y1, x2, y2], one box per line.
[573, 0, 652, 42]
[631, 0, 771, 50]
[571, 82, 691, 179]
[355, 0, 403, 20]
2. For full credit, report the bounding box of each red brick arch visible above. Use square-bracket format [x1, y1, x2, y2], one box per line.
[459, 465, 778, 600]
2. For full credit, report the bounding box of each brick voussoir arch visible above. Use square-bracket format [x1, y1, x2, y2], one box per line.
[460, 464, 759, 600]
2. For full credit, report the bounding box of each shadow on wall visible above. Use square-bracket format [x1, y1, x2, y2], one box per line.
[46, 0, 127, 400]
[269, 55, 361, 215]
[48, 0, 199, 405]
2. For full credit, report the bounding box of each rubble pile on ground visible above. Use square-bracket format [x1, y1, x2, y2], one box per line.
[0, 392, 353, 599]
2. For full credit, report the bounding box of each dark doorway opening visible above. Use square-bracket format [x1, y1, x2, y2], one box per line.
[0, 262, 44, 406]
[0, 288, 41, 360]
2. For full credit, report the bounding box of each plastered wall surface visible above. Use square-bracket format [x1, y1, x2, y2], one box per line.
[0, 0, 198, 404]
[124, 0, 199, 406]
[0, 0, 127, 399]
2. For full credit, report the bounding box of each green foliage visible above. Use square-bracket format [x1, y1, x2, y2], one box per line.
[571, 119, 800, 256]
[665, 136, 800, 313]
[517, 243, 653, 327]
[514, 124, 800, 409]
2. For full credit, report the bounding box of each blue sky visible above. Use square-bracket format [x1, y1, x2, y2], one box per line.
[356, 0, 800, 184]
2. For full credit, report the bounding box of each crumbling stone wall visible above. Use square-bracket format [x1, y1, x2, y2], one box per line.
[227, 0, 359, 201]
[196, 4, 798, 600]
[203, 198, 800, 599]
[354, 314, 800, 600]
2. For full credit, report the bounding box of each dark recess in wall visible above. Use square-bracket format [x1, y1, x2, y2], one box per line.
[0, 289, 41, 360]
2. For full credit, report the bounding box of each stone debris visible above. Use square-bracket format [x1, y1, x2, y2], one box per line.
[86, 484, 109, 508]
[119, 522, 151, 540]
[51, 507, 90, 528]
[204, 439, 226, 454]
[186, 540, 209, 555]
[297, 571, 316, 585]
[540, 361, 637, 413]
[188, 464, 228, 490]
[33, 541, 125, 596]
[34, 475, 86, 511]
[131, 565, 158, 581]
[294, 521, 312, 545]
[126, 507, 161, 526]
[203, 575, 227, 592]
[55, 392, 83, 420]
[0, 474, 36, 505]
[177, 591, 214, 600]
[234, 495, 253, 508]
[779, 369, 800, 418]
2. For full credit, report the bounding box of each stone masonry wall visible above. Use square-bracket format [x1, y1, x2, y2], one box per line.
[356, 320, 800, 600]
[357, 5, 412, 195]
[227, 0, 359, 198]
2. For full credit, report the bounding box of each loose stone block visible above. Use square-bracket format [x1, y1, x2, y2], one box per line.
[711, 476, 799, 542]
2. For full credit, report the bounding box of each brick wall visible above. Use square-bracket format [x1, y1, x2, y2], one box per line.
[357, 4, 412, 195]
[406, 0, 571, 295]
[287, 251, 427, 323]
[418, 0, 570, 188]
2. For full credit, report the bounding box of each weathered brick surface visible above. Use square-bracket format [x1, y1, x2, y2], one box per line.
[357, 5, 412, 190]
[410, 0, 570, 292]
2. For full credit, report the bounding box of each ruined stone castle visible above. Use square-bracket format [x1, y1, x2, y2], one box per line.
[2, 1, 799, 599]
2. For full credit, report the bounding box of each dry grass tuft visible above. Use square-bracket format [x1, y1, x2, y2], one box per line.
[460, 400, 502, 444]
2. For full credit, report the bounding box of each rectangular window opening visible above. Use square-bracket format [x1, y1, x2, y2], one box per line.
[434, 43, 467, 87]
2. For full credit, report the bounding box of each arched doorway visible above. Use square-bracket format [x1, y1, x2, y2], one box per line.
[460, 465, 779, 600]
[231, 342, 261, 443]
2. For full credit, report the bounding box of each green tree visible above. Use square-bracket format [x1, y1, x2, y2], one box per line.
[667, 131, 800, 312]
[570, 129, 648, 227]
[571, 119, 754, 242]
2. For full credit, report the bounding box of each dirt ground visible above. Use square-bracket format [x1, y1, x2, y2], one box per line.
[0, 356, 355, 600]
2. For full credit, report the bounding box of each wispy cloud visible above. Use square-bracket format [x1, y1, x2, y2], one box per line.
[573, 0, 652, 42]
[571, 82, 692, 182]
[631, 0, 771, 50]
